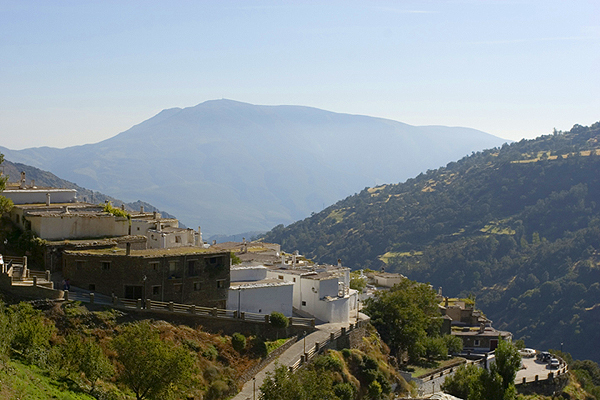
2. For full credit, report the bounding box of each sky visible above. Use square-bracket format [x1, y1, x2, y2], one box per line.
[1, 0, 599, 150]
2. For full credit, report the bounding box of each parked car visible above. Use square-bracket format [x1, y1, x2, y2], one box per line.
[519, 348, 536, 358]
[549, 358, 560, 369]
[537, 351, 552, 363]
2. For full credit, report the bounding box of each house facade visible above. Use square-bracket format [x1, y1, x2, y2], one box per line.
[228, 265, 294, 316]
[63, 248, 230, 308]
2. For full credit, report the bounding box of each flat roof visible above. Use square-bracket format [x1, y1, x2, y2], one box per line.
[230, 278, 293, 289]
[65, 246, 228, 258]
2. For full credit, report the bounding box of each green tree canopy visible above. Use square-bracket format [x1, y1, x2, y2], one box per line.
[363, 278, 440, 362]
[112, 321, 196, 400]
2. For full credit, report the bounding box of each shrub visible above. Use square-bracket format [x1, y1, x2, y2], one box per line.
[334, 382, 356, 400]
[232, 333, 246, 352]
[202, 345, 219, 360]
[269, 312, 289, 329]
[252, 338, 268, 357]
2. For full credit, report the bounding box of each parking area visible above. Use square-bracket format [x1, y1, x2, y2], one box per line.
[516, 353, 566, 384]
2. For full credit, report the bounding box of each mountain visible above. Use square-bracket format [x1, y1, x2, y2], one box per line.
[262, 122, 600, 362]
[0, 99, 508, 235]
[1, 160, 177, 220]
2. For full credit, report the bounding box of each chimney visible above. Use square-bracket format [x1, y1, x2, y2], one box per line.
[46, 193, 51, 206]
[30, 179, 35, 188]
[281, 254, 286, 265]
[20, 171, 26, 189]
[64, 206, 70, 214]
[153, 211, 158, 219]
[156, 222, 161, 232]
[292, 253, 297, 268]
[121, 204, 125, 211]
[445, 297, 449, 307]
[479, 323, 485, 334]
[212, 240, 216, 245]
[337, 258, 342, 268]
[140, 205, 144, 213]
[198, 226, 202, 244]
[126, 242, 131, 255]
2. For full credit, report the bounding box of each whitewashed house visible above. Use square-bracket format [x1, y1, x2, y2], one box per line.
[266, 262, 357, 323]
[228, 264, 294, 316]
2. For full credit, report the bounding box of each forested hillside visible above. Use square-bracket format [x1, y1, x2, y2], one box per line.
[263, 122, 600, 362]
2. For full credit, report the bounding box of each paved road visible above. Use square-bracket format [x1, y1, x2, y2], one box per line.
[232, 314, 365, 400]
[516, 355, 566, 384]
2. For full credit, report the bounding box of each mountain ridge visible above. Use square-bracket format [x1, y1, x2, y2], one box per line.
[0, 99, 508, 235]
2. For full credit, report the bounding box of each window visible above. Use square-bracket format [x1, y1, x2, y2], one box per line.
[149, 262, 160, 271]
[152, 285, 161, 295]
[173, 283, 182, 293]
[293, 278, 296, 282]
[216, 279, 226, 289]
[278, 275, 284, 280]
[76, 260, 86, 270]
[188, 260, 197, 276]
[302, 301, 307, 306]
[474, 339, 480, 347]
[175, 236, 181, 243]
[169, 261, 179, 274]
[209, 257, 217, 264]
[136, 227, 140, 231]
[193, 282, 202, 291]
[101, 261, 110, 271]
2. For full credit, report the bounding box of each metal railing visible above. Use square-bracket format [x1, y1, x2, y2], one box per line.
[98, 295, 316, 328]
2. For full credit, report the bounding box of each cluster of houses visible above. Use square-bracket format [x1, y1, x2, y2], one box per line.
[1, 172, 512, 348]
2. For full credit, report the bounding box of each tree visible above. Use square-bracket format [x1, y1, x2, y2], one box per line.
[112, 321, 196, 400]
[441, 339, 520, 400]
[260, 364, 337, 400]
[0, 154, 14, 214]
[441, 363, 484, 400]
[363, 278, 440, 362]
[490, 339, 521, 394]
[269, 311, 289, 329]
[8, 302, 55, 364]
[231, 332, 246, 352]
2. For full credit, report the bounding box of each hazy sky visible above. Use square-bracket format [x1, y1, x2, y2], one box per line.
[1, 0, 599, 150]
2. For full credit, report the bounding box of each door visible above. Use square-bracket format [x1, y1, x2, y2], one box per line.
[124, 285, 143, 300]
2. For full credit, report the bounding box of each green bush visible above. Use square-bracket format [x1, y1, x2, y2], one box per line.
[252, 338, 268, 357]
[202, 345, 218, 360]
[269, 312, 289, 329]
[334, 382, 356, 400]
[232, 333, 246, 352]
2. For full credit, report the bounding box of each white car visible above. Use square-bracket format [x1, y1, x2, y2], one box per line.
[519, 348, 536, 358]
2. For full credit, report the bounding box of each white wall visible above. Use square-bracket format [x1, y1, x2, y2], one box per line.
[4, 189, 77, 205]
[230, 266, 268, 282]
[228, 283, 293, 316]
[28, 214, 129, 240]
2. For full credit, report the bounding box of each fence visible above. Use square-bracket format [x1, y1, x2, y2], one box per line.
[70, 292, 316, 329]
[288, 320, 368, 373]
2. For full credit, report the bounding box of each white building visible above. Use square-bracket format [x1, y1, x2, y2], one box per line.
[130, 210, 203, 249]
[228, 265, 294, 316]
[266, 263, 357, 323]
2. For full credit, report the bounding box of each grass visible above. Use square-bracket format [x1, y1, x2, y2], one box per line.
[379, 251, 422, 264]
[0, 359, 96, 400]
[325, 209, 346, 223]
[408, 357, 466, 378]
[265, 338, 289, 354]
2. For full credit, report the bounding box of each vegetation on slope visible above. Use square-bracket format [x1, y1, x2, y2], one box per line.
[0, 299, 273, 400]
[263, 122, 600, 363]
[260, 325, 412, 400]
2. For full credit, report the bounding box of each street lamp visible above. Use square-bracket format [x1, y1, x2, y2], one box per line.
[303, 331, 307, 354]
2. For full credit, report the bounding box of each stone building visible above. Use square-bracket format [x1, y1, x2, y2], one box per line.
[63, 247, 230, 308]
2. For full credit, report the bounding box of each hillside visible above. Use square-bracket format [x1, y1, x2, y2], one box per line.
[0, 99, 507, 235]
[1, 160, 178, 220]
[263, 122, 600, 363]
